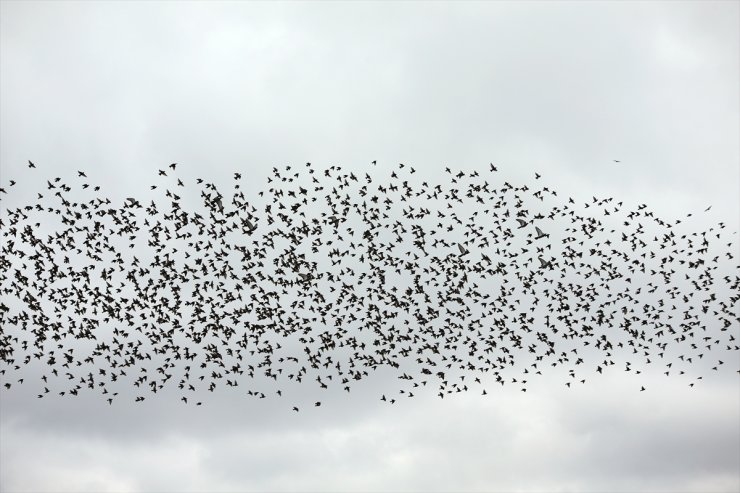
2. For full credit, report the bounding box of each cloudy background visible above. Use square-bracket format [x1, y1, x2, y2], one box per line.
[1, 1, 739, 492]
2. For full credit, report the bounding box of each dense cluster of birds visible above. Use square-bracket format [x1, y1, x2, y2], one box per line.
[1, 160, 738, 409]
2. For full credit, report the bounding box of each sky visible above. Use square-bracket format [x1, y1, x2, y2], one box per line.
[1, 1, 739, 492]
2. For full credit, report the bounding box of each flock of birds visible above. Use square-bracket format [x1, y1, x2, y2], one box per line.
[0, 160, 738, 410]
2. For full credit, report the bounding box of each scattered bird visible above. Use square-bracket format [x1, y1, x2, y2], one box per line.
[0, 158, 736, 410]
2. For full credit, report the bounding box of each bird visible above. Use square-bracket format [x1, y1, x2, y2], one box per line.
[0, 158, 736, 413]
[534, 226, 548, 240]
[28, 160, 36, 168]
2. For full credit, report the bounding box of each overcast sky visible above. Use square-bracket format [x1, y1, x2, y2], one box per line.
[1, 1, 739, 492]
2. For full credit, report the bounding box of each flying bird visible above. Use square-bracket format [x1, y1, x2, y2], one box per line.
[0, 158, 736, 411]
[538, 256, 553, 269]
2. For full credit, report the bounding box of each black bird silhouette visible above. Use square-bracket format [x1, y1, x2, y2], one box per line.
[0, 159, 737, 410]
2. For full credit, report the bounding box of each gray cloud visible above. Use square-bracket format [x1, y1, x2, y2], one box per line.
[2, 373, 737, 492]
